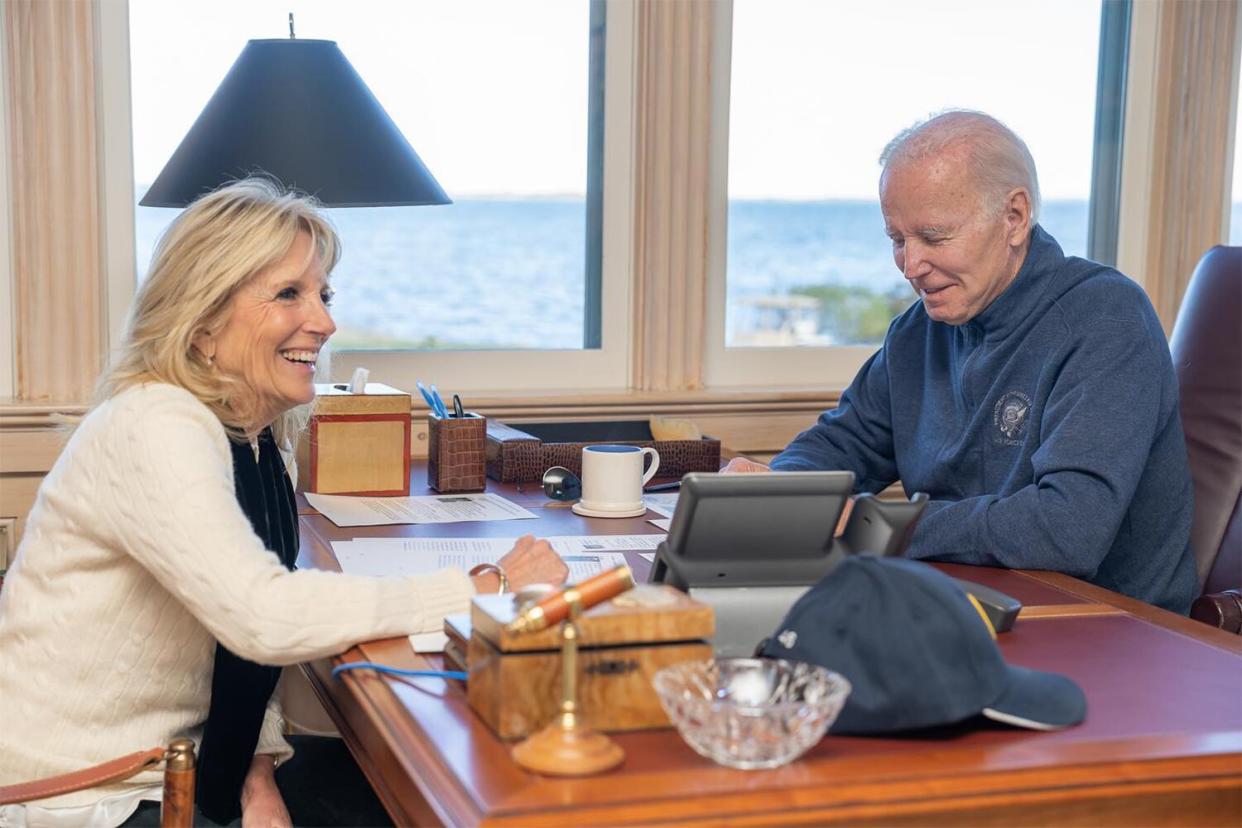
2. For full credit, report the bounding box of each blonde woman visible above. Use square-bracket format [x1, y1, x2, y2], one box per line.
[0, 179, 567, 828]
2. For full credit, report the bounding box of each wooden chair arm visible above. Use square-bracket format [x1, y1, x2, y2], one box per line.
[1191, 589, 1242, 634]
[0, 739, 195, 828]
[0, 747, 165, 806]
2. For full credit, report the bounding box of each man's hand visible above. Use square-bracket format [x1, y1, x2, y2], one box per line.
[241, 755, 292, 828]
[835, 498, 854, 536]
[722, 457, 771, 474]
[722, 457, 853, 534]
[497, 535, 569, 591]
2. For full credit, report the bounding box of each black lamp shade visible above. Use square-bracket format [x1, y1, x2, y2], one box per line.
[140, 39, 450, 207]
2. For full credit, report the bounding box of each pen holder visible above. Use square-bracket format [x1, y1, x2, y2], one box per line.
[428, 411, 487, 493]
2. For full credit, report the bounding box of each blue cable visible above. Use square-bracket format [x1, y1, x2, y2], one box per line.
[332, 661, 467, 681]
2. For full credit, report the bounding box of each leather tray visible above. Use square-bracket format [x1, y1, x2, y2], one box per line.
[485, 419, 721, 483]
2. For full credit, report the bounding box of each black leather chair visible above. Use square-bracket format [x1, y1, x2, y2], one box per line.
[1168, 245, 1242, 632]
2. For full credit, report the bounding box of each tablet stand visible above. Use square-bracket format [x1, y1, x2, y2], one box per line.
[653, 490, 930, 656]
[688, 584, 817, 657]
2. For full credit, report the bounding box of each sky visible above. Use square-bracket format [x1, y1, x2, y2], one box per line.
[129, 0, 591, 196]
[130, 0, 1237, 204]
[727, 0, 1103, 200]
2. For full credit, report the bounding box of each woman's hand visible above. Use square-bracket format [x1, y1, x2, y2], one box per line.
[240, 754, 292, 828]
[491, 534, 568, 591]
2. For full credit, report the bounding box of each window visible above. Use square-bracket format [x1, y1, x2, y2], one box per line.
[129, 0, 632, 392]
[708, 0, 1106, 387]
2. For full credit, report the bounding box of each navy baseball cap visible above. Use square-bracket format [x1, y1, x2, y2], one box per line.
[760, 556, 1086, 734]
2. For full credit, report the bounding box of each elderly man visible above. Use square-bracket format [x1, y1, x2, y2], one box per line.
[728, 111, 1197, 613]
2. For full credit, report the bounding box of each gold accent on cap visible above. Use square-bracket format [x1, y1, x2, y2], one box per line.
[966, 594, 997, 640]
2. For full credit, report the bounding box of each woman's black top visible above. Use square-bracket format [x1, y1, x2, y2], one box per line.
[195, 427, 299, 823]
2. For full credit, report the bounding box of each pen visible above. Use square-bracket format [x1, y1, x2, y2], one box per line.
[416, 381, 438, 415]
[416, 381, 447, 419]
[644, 480, 682, 492]
[452, 394, 465, 418]
[429, 384, 448, 419]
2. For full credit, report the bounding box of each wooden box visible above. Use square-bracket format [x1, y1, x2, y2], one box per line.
[451, 585, 714, 740]
[296, 383, 411, 496]
[485, 420, 721, 483]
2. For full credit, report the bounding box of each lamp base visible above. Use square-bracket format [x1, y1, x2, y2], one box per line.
[511, 721, 625, 776]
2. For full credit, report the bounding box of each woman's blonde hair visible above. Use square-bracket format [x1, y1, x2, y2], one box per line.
[96, 178, 340, 446]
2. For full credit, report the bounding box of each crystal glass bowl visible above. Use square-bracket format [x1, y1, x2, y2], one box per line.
[652, 657, 851, 770]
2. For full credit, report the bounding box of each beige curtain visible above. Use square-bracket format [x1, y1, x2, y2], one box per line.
[630, 0, 714, 392]
[3, 0, 107, 402]
[1141, 0, 1241, 333]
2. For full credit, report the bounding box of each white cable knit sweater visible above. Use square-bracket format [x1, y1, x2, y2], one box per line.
[0, 383, 473, 807]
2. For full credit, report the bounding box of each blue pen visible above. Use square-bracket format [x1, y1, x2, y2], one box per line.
[415, 380, 434, 410]
[429, 384, 449, 419]
[416, 381, 444, 418]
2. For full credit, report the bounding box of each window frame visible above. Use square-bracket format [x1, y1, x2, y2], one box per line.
[1087, 0, 1131, 266]
[702, 0, 1133, 391]
[99, 0, 138, 359]
[0, 15, 13, 399]
[106, 0, 637, 396]
[87, 0, 1236, 404]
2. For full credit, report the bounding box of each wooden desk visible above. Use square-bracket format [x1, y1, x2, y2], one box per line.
[297, 473, 1242, 826]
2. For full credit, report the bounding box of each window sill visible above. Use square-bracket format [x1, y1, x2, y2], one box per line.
[460, 386, 843, 419]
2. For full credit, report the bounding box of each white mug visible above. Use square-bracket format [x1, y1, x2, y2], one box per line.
[579, 444, 660, 512]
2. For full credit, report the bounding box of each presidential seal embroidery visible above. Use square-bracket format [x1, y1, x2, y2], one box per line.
[992, 390, 1032, 443]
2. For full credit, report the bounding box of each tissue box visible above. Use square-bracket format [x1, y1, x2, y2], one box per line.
[297, 383, 411, 496]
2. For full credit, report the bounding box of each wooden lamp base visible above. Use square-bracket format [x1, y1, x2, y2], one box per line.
[511, 719, 625, 776]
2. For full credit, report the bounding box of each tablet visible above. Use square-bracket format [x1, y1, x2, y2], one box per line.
[650, 470, 854, 589]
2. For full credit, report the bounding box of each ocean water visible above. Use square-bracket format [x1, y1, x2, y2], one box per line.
[135, 198, 1092, 350]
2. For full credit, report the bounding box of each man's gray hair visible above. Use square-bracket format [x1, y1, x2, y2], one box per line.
[879, 110, 1041, 222]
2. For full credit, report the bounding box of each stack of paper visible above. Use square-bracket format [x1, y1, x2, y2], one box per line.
[331, 534, 664, 579]
[306, 492, 538, 527]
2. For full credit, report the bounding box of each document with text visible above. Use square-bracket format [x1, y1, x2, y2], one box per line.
[332, 537, 637, 580]
[331, 535, 665, 653]
[642, 493, 679, 518]
[305, 492, 537, 527]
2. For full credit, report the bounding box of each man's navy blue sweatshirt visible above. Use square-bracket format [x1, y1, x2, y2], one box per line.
[771, 226, 1198, 613]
